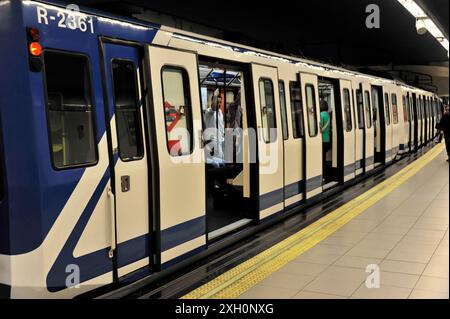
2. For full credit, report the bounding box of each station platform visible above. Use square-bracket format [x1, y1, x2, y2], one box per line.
[181, 144, 449, 300]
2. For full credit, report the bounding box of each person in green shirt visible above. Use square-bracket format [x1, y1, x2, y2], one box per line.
[320, 100, 331, 165]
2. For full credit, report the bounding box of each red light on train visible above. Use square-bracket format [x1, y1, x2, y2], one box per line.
[28, 27, 41, 41]
[29, 42, 42, 57]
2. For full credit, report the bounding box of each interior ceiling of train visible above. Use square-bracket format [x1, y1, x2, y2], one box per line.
[71, 0, 448, 95]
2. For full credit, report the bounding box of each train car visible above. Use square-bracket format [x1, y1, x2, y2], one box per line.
[0, 0, 442, 299]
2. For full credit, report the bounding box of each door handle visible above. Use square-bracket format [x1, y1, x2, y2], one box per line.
[107, 186, 116, 259]
[121, 176, 130, 192]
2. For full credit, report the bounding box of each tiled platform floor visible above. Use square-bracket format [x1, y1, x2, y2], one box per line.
[240, 150, 449, 299]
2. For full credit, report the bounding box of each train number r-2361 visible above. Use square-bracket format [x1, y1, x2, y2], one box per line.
[36, 6, 95, 34]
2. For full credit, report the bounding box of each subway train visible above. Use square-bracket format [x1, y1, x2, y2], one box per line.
[0, 0, 444, 298]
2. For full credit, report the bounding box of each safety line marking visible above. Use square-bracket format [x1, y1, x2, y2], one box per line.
[181, 144, 445, 299]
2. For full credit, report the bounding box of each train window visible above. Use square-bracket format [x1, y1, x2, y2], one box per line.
[422, 98, 426, 120]
[423, 99, 426, 119]
[433, 100, 436, 117]
[384, 93, 391, 126]
[416, 98, 421, 120]
[162, 66, 193, 156]
[434, 100, 439, 121]
[289, 81, 304, 138]
[428, 99, 432, 119]
[356, 90, 365, 129]
[279, 81, 289, 140]
[431, 100, 434, 118]
[364, 91, 372, 128]
[409, 97, 415, 121]
[437, 102, 441, 119]
[305, 84, 318, 137]
[111, 60, 144, 161]
[408, 97, 411, 122]
[259, 78, 277, 143]
[423, 98, 426, 119]
[430, 99, 434, 118]
[421, 99, 424, 120]
[438, 101, 442, 119]
[420, 98, 424, 120]
[402, 96, 409, 122]
[434, 100, 437, 118]
[343, 89, 352, 132]
[43, 51, 97, 169]
[424, 98, 427, 119]
[391, 94, 399, 124]
[428, 99, 431, 119]
[432, 100, 436, 120]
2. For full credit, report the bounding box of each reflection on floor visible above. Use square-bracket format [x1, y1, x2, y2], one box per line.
[209, 218, 253, 240]
[239, 150, 449, 299]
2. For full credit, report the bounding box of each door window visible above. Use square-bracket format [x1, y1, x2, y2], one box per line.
[259, 78, 277, 143]
[111, 60, 144, 161]
[305, 84, 318, 137]
[161, 66, 193, 156]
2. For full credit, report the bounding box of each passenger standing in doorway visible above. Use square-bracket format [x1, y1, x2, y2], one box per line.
[227, 90, 242, 129]
[320, 100, 331, 169]
[204, 88, 225, 164]
[439, 104, 450, 162]
[225, 91, 243, 163]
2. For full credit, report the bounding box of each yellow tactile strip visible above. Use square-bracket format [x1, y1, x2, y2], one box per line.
[182, 144, 445, 299]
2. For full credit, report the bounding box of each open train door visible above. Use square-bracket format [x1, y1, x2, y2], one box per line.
[361, 82, 374, 172]
[339, 79, 356, 182]
[299, 73, 322, 199]
[251, 64, 284, 220]
[145, 46, 206, 268]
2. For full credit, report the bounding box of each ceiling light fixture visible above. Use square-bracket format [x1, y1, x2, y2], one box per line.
[397, 0, 449, 55]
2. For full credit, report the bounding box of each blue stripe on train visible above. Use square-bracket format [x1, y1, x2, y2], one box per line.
[47, 168, 113, 292]
[46, 169, 206, 292]
[260, 175, 323, 211]
[284, 180, 305, 199]
[306, 175, 322, 192]
[260, 189, 284, 211]
[161, 216, 206, 252]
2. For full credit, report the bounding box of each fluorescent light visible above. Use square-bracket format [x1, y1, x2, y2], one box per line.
[398, 0, 427, 18]
[398, 0, 449, 56]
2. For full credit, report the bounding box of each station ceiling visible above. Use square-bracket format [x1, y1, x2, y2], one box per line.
[70, 0, 449, 93]
[72, 0, 448, 64]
